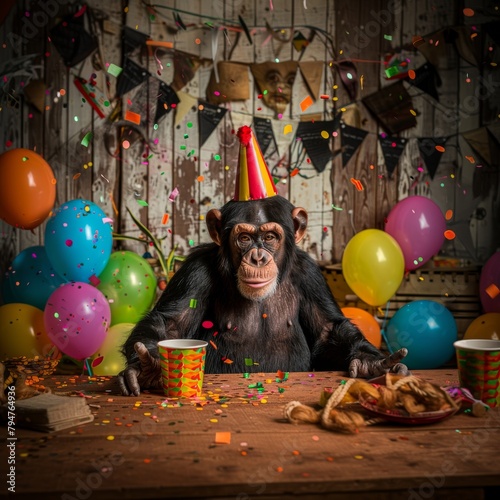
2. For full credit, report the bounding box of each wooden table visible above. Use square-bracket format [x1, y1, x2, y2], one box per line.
[2, 370, 500, 500]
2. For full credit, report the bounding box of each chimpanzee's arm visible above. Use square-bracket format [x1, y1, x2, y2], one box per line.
[296, 252, 408, 377]
[118, 244, 216, 395]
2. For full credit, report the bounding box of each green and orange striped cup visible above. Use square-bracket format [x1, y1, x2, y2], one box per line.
[158, 339, 208, 398]
[454, 339, 500, 408]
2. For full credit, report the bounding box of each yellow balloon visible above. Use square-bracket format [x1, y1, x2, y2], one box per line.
[342, 229, 404, 306]
[464, 313, 500, 340]
[0, 303, 57, 359]
[91, 323, 134, 375]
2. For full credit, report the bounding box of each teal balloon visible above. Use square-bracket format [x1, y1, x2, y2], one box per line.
[384, 300, 457, 369]
[97, 251, 157, 325]
[3, 245, 67, 310]
[44, 199, 113, 282]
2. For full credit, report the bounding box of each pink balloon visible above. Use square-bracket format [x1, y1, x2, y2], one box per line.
[44, 282, 110, 360]
[480, 252, 500, 313]
[385, 196, 446, 271]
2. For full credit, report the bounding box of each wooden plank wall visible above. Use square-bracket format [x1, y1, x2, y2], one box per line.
[0, 0, 498, 293]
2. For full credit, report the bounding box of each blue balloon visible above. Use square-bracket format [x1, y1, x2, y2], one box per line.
[384, 300, 457, 369]
[2, 245, 67, 310]
[44, 199, 113, 283]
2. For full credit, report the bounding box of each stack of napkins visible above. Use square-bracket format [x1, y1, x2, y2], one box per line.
[1, 393, 94, 432]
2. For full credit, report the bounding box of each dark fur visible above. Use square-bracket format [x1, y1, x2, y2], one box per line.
[122, 196, 384, 373]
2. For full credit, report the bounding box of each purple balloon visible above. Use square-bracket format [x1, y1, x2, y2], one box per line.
[480, 252, 500, 313]
[385, 196, 446, 271]
[44, 282, 110, 360]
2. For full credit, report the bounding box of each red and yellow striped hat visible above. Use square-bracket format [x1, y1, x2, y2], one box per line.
[234, 125, 278, 201]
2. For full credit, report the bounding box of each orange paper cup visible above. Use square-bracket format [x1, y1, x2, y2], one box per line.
[158, 339, 207, 398]
[454, 339, 500, 408]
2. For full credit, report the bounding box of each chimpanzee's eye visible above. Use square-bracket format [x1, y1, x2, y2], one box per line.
[238, 233, 252, 244]
[264, 232, 278, 242]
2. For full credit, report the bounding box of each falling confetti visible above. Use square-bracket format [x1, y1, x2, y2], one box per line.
[107, 63, 123, 77]
[81, 132, 93, 147]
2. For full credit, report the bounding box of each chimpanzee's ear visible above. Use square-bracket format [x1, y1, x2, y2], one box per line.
[291, 207, 308, 243]
[206, 209, 223, 246]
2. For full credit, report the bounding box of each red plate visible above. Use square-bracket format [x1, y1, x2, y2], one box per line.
[358, 395, 460, 425]
[357, 375, 461, 425]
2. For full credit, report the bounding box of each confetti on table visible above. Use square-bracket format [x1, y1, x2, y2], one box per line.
[215, 432, 231, 444]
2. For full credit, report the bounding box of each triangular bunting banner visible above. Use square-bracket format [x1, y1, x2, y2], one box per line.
[116, 57, 150, 97]
[154, 81, 180, 123]
[298, 61, 324, 100]
[404, 63, 441, 101]
[462, 127, 493, 165]
[122, 26, 150, 55]
[341, 122, 368, 168]
[295, 119, 338, 173]
[451, 26, 482, 67]
[379, 136, 407, 178]
[417, 137, 447, 179]
[198, 101, 227, 148]
[172, 53, 201, 92]
[253, 117, 277, 156]
[362, 81, 416, 134]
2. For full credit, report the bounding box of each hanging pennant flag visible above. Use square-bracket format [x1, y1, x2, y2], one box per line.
[414, 29, 448, 68]
[122, 26, 150, 55]
[404, 63, 441, 101]
[49, 8, 97, 67]
[379, 136, 407, 178]
[451, 26, 482, 67]
[362, 80, 417, 134]
[295, 119, 339, 173]
[293, 31, 309, 52]
[154, 81, 180, 123]
[335, 60, 358, 101]
[341, 122, 368, 168]
[198, 101, 227, 149]
[462, 126, 500, 167]
[417, 137, 448, 179]
[253, 117, 277, 156]
[116, 57, 150, 97]
[172, 52, 202, 91]
[487, 122, 500, 166]
[462, 127, 492, 165]
[298, 61, 324, 101]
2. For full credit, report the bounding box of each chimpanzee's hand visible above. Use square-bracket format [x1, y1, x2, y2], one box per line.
[348, 348, 409, 378]
[117, 342, 161, 396]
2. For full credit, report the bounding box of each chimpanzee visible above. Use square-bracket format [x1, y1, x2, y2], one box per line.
[118, 127, 408, 396]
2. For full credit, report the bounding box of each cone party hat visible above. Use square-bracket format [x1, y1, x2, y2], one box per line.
[234, 125, 278, 201]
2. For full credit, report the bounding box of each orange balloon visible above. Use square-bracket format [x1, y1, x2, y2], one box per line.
[342, 307, 382, 348]
[0, 148, 56, 229]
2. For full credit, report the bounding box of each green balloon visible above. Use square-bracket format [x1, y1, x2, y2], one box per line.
[97, 251, 157, 325]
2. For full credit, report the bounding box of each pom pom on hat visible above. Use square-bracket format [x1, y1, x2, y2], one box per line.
[234, 125, 278, 201]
